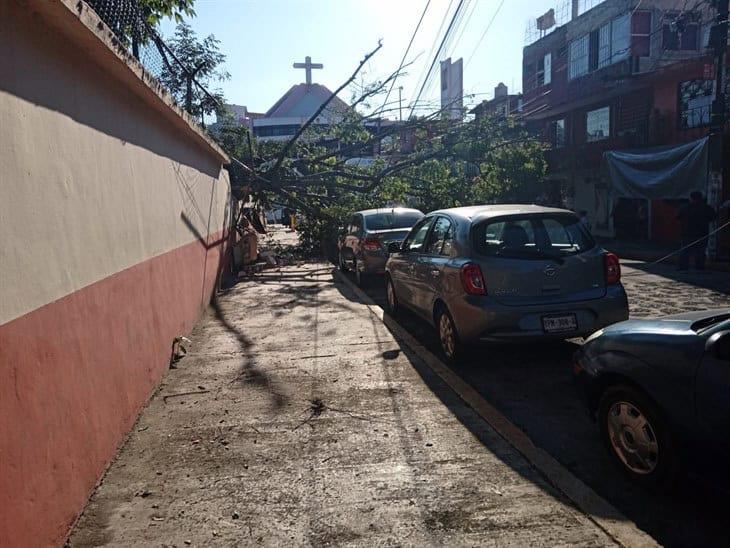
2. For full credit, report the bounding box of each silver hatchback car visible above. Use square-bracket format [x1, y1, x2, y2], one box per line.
[385, 205, 629, 361]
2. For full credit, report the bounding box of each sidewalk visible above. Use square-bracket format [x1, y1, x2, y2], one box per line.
[69, 260, 620, 546]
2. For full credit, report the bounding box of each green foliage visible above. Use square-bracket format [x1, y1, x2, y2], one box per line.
[159, 22, 229, 118]
[139, 0, 195, 25]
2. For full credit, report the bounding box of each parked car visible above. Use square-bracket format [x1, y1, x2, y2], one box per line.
[338, 208, 424, 285]
[384, 205, 629, 360]
[574, 309, 730, 490]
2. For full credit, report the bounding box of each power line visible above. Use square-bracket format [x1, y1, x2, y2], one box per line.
[410, 0, 455, 108]
[447, 0, 479, 59]
[378, 0, 431, 116]
[421, 0, 473, 100]
[465, 0, 506, 69]
[409, 0, 467, 118]
[442, 0, 474, 59]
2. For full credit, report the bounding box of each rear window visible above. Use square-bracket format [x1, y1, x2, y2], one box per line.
[473, 214, 595, 259]
[364, 211, 423, 230]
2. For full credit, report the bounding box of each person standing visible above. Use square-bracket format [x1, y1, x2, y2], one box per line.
[676, 191, 717, 271]
[578, 210, 592, 233]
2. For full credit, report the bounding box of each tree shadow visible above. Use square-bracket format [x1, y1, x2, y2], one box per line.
[210, 294, 287, 410]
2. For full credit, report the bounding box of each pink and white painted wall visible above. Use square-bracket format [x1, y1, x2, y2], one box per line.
[0, 1, 233, 545]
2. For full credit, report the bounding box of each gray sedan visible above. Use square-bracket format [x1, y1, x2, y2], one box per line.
[575, 310, 730, 489]
[385, 205, 629, 361]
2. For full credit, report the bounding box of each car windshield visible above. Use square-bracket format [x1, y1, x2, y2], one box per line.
[364, 211, 423, 231]
[473, 214, 595, 259]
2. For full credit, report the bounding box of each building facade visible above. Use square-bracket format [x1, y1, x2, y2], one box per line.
[522, 0, 729, 258]
[470, 83, 522, 120]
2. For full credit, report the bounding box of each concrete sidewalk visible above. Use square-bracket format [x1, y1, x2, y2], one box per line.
[70, 261, 619, 547]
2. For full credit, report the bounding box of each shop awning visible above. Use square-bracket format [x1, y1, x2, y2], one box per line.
[604, 137, 708, 199]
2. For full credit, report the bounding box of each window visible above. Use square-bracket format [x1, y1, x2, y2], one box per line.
[631, 11, 652, 57]
[586, 106, 610, 142]
[473, 215, 594, 259]
[679, 80, 714, 129]
[424, 217, 454, 255]
[537, 53, 552, 86]
[253, 124, 300, 137]
[550, 119, 566, 147]
[611, 13, 631, 63]
[579, 13, 634, 74]
[598, 23, 612, 68]
[441, 67, 448, 91]
[569, 34, 589, 79]
[403, 217, 434, 253]
[663, 15, 699, 51]
[364, 211, 423, 231]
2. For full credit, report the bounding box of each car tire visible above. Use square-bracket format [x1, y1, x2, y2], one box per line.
[385, 276, 399, 317]
[436, 306, 465, 364]
[338, 250, 349, 272]
[598, 384, 678, 491]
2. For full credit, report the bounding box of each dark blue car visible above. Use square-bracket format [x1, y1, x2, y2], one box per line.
[574, 309, 730, 489]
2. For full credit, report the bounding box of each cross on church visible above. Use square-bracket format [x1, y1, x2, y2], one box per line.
[293, 56, 323, 85]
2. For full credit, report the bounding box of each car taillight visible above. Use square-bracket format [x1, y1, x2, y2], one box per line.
[362, 237, 381, 251]
[460, 262, 487, 295]
[604, 252, 621, 285]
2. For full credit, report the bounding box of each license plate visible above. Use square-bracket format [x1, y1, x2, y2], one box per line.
[542, 314, 577, 333]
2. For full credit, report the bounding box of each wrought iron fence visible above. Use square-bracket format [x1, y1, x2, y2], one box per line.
[84, 0, 221, 119]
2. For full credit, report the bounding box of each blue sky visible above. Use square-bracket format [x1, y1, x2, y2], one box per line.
[160, 0, 557, 116]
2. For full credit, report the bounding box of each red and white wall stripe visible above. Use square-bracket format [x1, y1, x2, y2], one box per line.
[0, 1, 233, 545]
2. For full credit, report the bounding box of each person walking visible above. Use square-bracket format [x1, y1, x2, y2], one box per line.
[676, 191, 717, 271]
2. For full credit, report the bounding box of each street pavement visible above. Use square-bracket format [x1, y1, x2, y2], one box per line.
[69, 257, 621, 546]
[68, 224, 730, 547]
[358, 260, 730, 548]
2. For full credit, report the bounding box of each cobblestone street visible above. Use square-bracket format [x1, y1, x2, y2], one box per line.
[621, 260, 730, 318]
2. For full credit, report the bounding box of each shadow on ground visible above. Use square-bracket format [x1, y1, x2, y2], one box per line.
[334, 270, 730, 548]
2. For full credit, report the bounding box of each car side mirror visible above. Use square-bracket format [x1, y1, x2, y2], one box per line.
[387, 242, 402, 254]
[707, 330, 730, 361]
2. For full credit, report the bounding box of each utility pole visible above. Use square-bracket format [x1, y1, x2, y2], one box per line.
[708, 0, 728, 259]
[398, 86, 403, 122]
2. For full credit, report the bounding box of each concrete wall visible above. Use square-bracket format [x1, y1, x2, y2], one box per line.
[0, 1, 233, 545]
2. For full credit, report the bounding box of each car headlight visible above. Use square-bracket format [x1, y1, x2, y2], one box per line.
[584, 329, 604, 343]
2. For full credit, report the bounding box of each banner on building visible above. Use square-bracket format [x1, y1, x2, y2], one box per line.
[604, 137, 708, 199]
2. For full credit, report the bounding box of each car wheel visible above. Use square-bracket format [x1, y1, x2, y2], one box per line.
[598, 384, 678, 491]
[338, 250, 349, 272]
[385, 276, 399, 316]
[436, 306, 464, 363]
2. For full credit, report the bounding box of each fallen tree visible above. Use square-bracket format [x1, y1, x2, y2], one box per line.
[213, 43, 548, 255]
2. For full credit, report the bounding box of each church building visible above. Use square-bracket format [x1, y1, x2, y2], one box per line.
[250, 56, 351, 141]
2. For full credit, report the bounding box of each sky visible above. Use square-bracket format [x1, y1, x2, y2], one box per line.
[160, 0, 559, 117]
